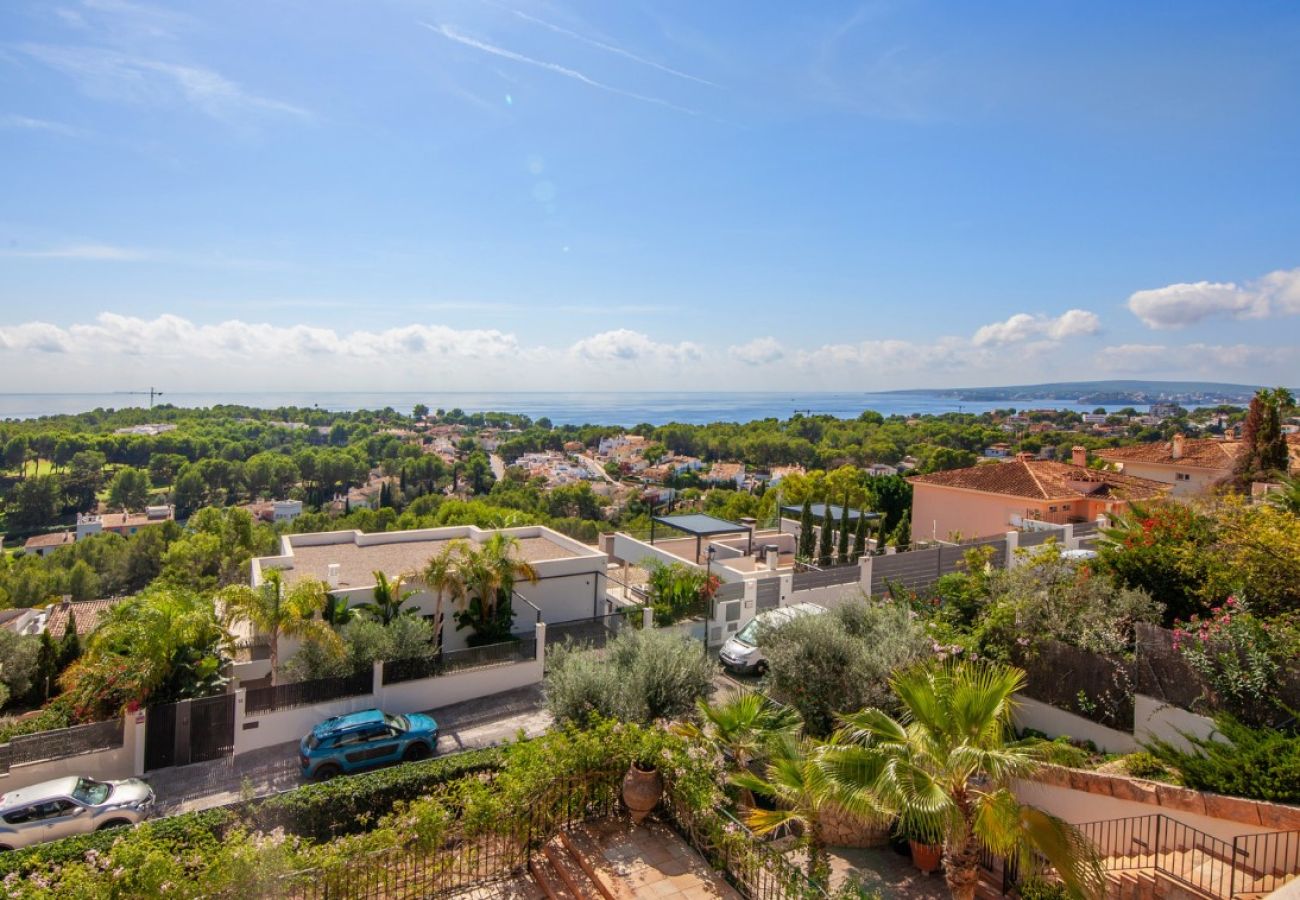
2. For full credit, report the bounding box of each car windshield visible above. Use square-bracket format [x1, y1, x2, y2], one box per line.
[71, 778, 111, 805]
[384, 714, 408, 732]
[733, 619, 760, 647]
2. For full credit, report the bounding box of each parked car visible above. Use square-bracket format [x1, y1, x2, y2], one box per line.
[299, 709, 439, 780]
[0, 776, 154, 851]
[718, 602, 828, 676]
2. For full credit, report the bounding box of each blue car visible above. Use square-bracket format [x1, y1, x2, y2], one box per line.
[298, 709, 438, 780]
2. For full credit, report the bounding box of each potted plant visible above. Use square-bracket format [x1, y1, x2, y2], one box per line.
[901, 822, 942, 875]
[622, 759, 664, 824]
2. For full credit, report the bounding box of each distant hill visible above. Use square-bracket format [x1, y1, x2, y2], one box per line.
[898, 380, 1272, 404]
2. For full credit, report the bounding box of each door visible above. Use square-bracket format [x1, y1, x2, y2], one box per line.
[341, 724, 400, 768]
[189, 693, 235, 763]
[39, 799, 87, 844]
[145, 701, 177, 771]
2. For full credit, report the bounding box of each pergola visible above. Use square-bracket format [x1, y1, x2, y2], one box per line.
[780, 503, 881, 525]
[650, 513, 753, 563]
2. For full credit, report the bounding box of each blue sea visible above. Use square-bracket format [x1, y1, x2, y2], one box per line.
[0, 391, 1154, 427]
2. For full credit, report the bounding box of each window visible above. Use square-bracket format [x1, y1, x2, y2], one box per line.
[2, 807, 34, 825]
[1062, 504, 1072, 510]
[71, 778, 111, 805]
[1048, 506, 1057, 513]
[1176, 473, 1191, 482]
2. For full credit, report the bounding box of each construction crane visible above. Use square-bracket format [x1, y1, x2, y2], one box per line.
[122, 387, 164, 408]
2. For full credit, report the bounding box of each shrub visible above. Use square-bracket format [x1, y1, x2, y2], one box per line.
[1121, 751, 1176, 782]
[643, 560, 717, 626]
[1146, 715, 1300, 803]
[545, 628, 716, 726]
[1019, 878, 1070, 900]
[762, 598, 927, 736]
[1171, 599, 1284, 726]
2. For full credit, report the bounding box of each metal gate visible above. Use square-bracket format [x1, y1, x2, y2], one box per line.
[755, 579, 781, 611]
[189, 694, 236, 764]
[144, 702, 177, 771]
[144, 694, 236, 771]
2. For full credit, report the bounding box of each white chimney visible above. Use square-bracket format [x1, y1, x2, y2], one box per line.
[1172, 433, 1185, 460]
[327, 563, 341, 588]
[1071, 446, 1088, 468]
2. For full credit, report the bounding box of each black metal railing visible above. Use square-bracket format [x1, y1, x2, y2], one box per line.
[995, 813, 1300, 899]
[0, 718, 125, 773]
[543, 612, 630, 653]
[382, 638, 537, 686]
[245, 669, 374, 714]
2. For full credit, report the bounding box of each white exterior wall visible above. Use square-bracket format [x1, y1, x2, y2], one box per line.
[1134, 694, 1220, 753]
[1112, 460, 1225, 496]
[1012, 695, 1139, 754]
[0, 714, 141, 794]
[1013, 781, 1266, 846]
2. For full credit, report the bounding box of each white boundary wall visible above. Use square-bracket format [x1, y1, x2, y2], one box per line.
[1013, 695, 1138, 754]
[0, 714, 143, 794]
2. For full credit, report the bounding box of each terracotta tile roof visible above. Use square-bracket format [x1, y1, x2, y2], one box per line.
[23, 531, 74, 550]
[1096, 438, 1242, 469]
[44, 597, 126, 637]
[909, 459, 1169, 502]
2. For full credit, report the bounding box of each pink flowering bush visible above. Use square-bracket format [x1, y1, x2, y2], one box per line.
[1171, 597, 1283, 725]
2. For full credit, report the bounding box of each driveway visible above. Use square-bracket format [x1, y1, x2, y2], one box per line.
[147, 684, 552, 815]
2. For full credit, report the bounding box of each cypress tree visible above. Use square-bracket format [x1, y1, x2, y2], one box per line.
[891, 511, 911, 551]
[817, 502, 834, 567]
[837, 500, 851, 563]
[35, 631, 58, 702]
[58, 613, 81, 671]
[851, 511, 868, 562]
[798, 498, 814, 560]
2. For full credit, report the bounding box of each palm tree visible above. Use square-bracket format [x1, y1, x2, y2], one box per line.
[674, 693, 802, 808]
[1268, 475, 1300, 515]
[218, 571, 342, 686]
[421, 541, 468, 652]
[321, 591, 356, 627]
[733, 735, 848, 885]
[456, 534, 539, 645]
[825, 660, 1104, 900]
[355, 570, 418, 625]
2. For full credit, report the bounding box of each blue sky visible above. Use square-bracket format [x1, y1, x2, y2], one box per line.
[2, 0, 1298, 392]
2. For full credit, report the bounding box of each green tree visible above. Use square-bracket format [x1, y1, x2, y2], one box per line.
[0, 629, 41, 707]
[891, 510, 911, 550]
[797, 497, 815, 560]
[734, 736, 843, 884]
[355, 571, 417, 625]
[63, 450, 107, 513]
[1267, 475, 1300, 515]
[60, 587, 230, 718]
[817, 503, 834, 567]
[218, 571, 341, 685]
[826, 660, 1105, 900]
[851, 512, 868, 562]
[674, 693, 801, 808]
[59, 613, 82, 671]
[66, 559, 100, 601]
[9, 476, 61, 531]
[106, 467, 151, 511]
[837, 501, 851, 562]
[421, 541, 467, 651]
[455, 534, 538, 644]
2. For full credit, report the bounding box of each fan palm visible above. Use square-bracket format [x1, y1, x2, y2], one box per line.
[824, 659, 1104, 900]
[421, 540, 468, 652]
[218, 570, 342, 686]
[355, 570, 418, 625]
[674, 693, 802, 808]
[733, 735, 851, 885]
[1268, 475, 1300, 515]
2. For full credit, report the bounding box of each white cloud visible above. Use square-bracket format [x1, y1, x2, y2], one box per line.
[568, 328, 701, 364]
[0, 114, 83, 137]
[19, 44, 310, 122]
[972, 309, 1100, 346]
[1126, 268, 1300, 329]
[2, 243, 149, 261]
[729, 337, 784, 366]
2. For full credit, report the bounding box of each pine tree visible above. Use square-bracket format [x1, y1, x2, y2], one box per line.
[798, 498, 814, 560]
[836, 500, 851, 563]
[35, 631, 58, 702]
[817, 502, 834, 567]
[851, 512, 868, 562]
[1258, 391, 1290, 476]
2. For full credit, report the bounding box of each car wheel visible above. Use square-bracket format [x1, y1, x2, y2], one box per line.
[403, 742, 431, 762]
[97, 819, 132, 832]
[754, 660, 769, 677]
[0, 845, 12, 853]
[313, 763, 342, 782]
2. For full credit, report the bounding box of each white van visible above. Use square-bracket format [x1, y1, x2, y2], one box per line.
[718, 602, 828, 675]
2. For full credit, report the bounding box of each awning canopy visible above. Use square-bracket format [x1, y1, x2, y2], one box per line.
[781, 503, 881, 522]
[651, 514, 752, 561]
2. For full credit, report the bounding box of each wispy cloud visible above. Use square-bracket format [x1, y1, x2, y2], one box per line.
[422, 22, 700, 117]
[0, 114, 84, 137]
[19, 44, 310, 123]
[506, 8, 722, 89]
[2, 243, 150, 261]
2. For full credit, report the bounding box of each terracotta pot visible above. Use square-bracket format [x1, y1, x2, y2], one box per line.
[909, 840, 943, 875]
[622, 763, 664, 824]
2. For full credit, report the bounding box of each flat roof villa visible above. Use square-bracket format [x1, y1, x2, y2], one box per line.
[245, 525, 612, 664]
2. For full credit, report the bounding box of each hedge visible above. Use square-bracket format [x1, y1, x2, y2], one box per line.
[0, 745, 506, 877]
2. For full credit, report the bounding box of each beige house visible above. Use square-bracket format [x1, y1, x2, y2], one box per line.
[1097, 433, 1300, 496]
[908, 448, 1169, 542]
[1096, 435, 1240, 496]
